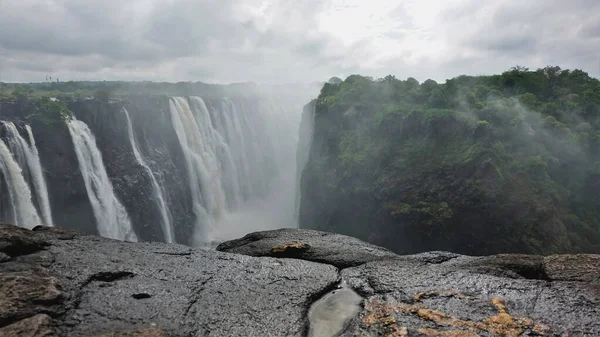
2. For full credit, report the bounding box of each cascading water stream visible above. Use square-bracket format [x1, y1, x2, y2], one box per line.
[0, 140, 43, 229]
[1, 122, 53, 226]
[67, 117, 137, 241]
[168, 97, 221, 246]
[169, 96, 301, 246]
[123, 108, 175, 243]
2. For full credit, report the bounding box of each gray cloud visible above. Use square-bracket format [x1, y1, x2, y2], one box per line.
[0, 0, 598, 84]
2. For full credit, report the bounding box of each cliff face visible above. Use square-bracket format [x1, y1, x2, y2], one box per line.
[69, 97, 194, 243]
[298, 73, 600, 255]
[1, 96, 194, 243]
[1, 89, 306, 246]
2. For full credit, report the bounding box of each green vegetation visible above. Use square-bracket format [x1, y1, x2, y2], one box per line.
[0, 80, 271, 101]
[25, 97, 74, 126]
[307, 66, 600, 254]
[0, 80, 281, 127]
[1, 88, 74, 126]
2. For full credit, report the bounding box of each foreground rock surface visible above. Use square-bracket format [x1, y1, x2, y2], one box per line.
[1, 224, 599, 336]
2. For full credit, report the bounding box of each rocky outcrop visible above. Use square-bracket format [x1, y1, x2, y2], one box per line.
[216, 228, 398, 268]
[2, 224, 600, 336]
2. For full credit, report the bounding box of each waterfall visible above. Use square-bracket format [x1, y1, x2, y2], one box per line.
[67, 117, 137, 241]
[0, 140, 43, 229]
[168, 97, 221, 246]
[169, 96, 300, 246]
[123, 108, 174, 243]
[1, 122, 53, 226]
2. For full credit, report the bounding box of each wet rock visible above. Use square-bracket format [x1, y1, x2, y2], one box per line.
[217, 228, 399, 268]
[456, 254, 547, 280]
[0, 224, 47, 257]
[42, 228, 339, 337]
[32, 226, 79, 241]
[340, 252, 600, 336]
[543, 254, 600, 283]
[1, 225, 599, 337]
[0, 314, 54, 337]
[0, 271, 63, 327]
[95, 328, 164, 337]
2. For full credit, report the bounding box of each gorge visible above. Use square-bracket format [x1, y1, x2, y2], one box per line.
[1, 70, 600, 336]
[2, 66, 600, 256]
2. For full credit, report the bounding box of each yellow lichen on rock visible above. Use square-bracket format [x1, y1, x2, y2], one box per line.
[270, 241, 308, 253]
[491, 297, 507, 313]
[363, 300, 395, 326]
[387, 326, 409, 337]
[482, 297, 533, 337]
[361, 291, 545, 337]
[363, 300, 407, 336]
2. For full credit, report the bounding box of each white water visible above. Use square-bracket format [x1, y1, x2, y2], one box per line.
[67, 117, 137, 241]
[1, 122, 53, 226]
[123, 108, 174, 243]
[168, 96, 300, 246]
[168, 97, 219, 246]
[0, 140, 43, 229]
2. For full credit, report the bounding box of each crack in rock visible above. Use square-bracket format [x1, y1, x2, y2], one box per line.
[87, 271, 135, 283]
[184, 275, 214, 318]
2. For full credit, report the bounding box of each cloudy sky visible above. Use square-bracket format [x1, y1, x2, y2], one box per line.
[1, 0, 599, 83]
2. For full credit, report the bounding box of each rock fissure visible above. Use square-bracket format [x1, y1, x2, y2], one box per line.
[184, 275, 214, 318]
[86, 271, 135, 284]
[152, 251, 192, 256]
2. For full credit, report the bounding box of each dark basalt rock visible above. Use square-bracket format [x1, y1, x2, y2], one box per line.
[0, 271, 63, 327]
[94, 328, 165, 337]
[0, 314, 54, 337]
[216, 228, 399, 268]
[543, 254, 600, 283]
[341, 254, 600, 336]
[0, 224, 48, 257]
[0, 224, 339, 337]
[1, 224, 599, 336]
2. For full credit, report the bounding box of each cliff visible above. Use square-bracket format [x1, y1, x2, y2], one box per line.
[0, 84, 312, 246]
[0, 96, 194, 243]
[298, 69, 600, 255]
[1, 224, 599, 336]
